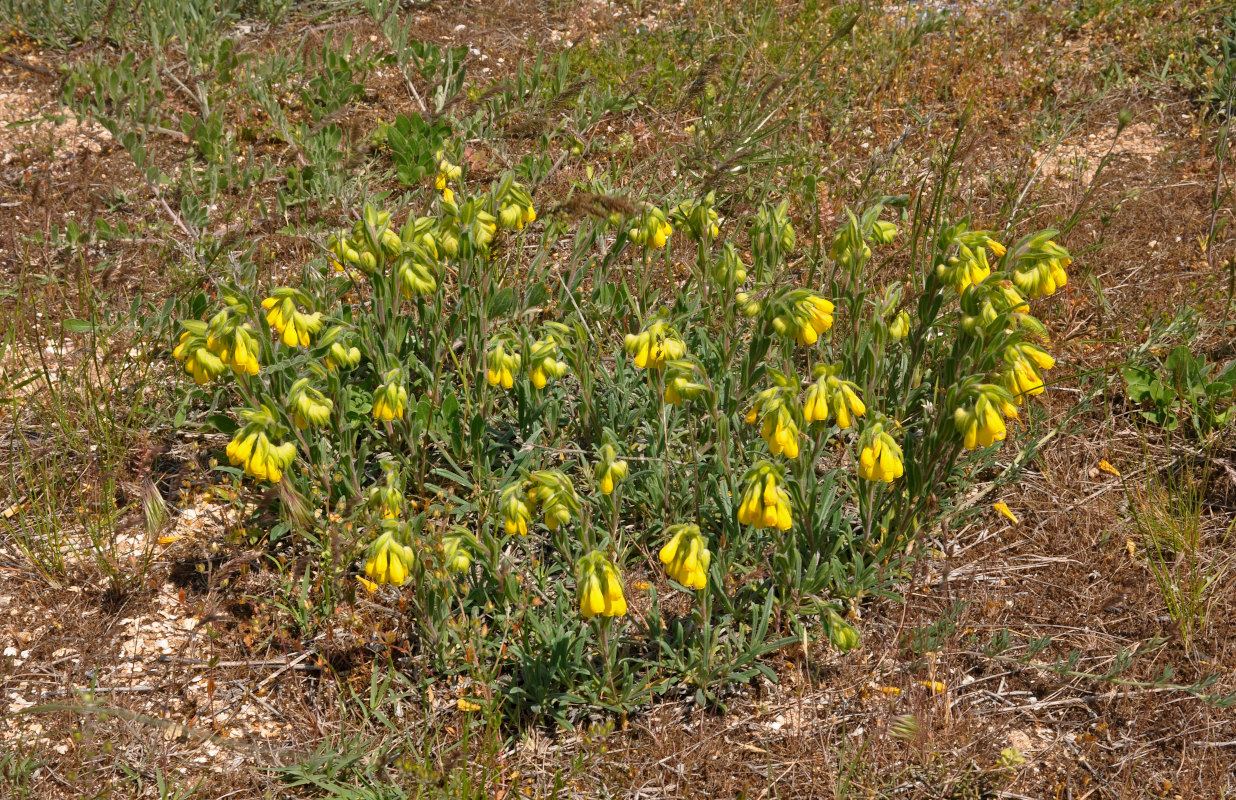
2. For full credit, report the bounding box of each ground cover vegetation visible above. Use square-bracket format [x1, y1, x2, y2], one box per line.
[1, 0, 1235, 797]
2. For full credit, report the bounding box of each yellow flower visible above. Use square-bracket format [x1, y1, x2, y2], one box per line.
[747, 378, 802, 457]
[594, 443, 629, 495]
[226, 406, 297, 483]
[888, 309, 911, 341]
[287, 378, 333, 429]
[857, 423, 904, 482]
[772, 291, 835, 346]
[484, 337, 522, 390]
[203, 314, 261, 378]
[1003, 342, 1054, 401]
[577, 551, 627, 618]
[499, 484, 531, 536]
[1012, 239, 1070, 298]
[495, 180, 536, 231]
[527, 470, 580, 531]
[442, 533, 472, 573]
[669, 191, 720, 242]
[262, 289, 323, 348]
[527, 336, 567, 389]
[1099, 459, 1120, 477]
[326, 341, 362, 370]
[954, 383, 1018, 450]
[803, 365, 866, 429]
[396, 247, 438, 298]
[173, 323, 228, 385]
[369, 470, 403, 520]
[993, 501, 1019, 524]
[658, 523, 711, 590]
[936, 244, 991, 294]
[737, 462, 793, 531]
[628, 203, 673, 248]
[372, 369, 408, 421]
[623, 320, 685, 370]
[918, 680, 946, 694]
[364, 523, 415, 587]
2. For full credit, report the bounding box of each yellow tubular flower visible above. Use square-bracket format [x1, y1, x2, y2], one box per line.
[1012, 239, 1071, 298]
[485, 338, 521, 390]
[936, 245, 991, 294]
[737, 462, 793, 531]
[594, 443, 629, 495]
[659, 523, 711, 590]
[287, 378, 333, 429]
[326, 341, 362, 371]
[443, 534, 472, 573]
[527, 337, 567, 389]
[748, 383, 801, 457]
[803, 365, 866, 430]
[663, 362, 707, 405]
[857, 423, 904, 482]
[261, 289, 323, 348]
[364, 523, 415, 587]
[499, 484, 531, 536]
[954, 384, 1017, 450]
[372, 369, 408, 422]
[227, 427, 296, 483]
[577, 551, 627, 618]
[369, 470, 403, 520]
[888, 310, 911, 341]
[396, 249, 438, 298]
[1002, 342, 1054, 401]
[624, 321, 684, 370]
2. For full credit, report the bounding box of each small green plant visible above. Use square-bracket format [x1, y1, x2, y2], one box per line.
[1122, 346, 1236, 435]
[165, 123, 1076, 723]
[1128, 461, 1235, 650]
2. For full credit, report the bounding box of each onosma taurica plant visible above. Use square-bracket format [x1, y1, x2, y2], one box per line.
[172, 148, 1073, 724]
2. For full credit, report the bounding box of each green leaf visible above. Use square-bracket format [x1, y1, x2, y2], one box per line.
[63, 318, 94, 334]
[487, 287, 516, 318]
[205, 414, 239, 435]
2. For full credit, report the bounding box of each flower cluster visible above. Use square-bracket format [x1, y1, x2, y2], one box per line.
[857, 422, 905, 483]
[594, 443, 629, 495]
[802, 364, 866, 429]
[527, 325, 569, 389]
[173, 299, 261, 384]
[263, 288, 323, 348]
[1012, 237, 1070, 298]
[226, 405, 297, 483]
[525, 470, 581, 531]
[576, 551, 627, 618]
[288, 377, 332, 429]
[624, 320, 685, 370]
[737, 461, 793, 531]
[372, 368, 408, 422]
[364, 521, 416, 586]
[746, 376, 801, 458]
[663, 359, 708, 406]
[670, 191, 720, 242]
[485, 334, 522, 390]
[628, 203, 673, 248]
[771, 290, 835, 346]
[494, 178, 537, 231]
[659, 523, 711, 590]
